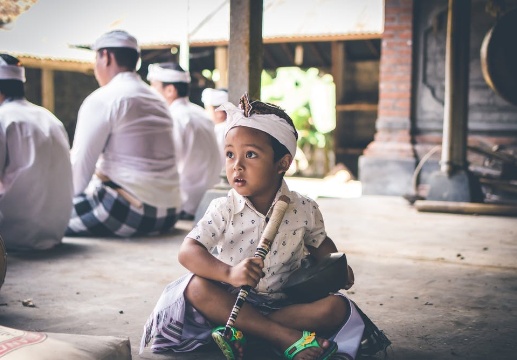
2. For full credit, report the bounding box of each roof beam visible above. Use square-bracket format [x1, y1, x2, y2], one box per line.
[19, 57, 93, 74]
[187, 33, 382, 47]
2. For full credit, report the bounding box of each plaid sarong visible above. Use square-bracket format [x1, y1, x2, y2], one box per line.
[66, 184, 177, 237]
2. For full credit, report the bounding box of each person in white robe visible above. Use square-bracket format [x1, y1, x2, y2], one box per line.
[147, 63, 221, 221]
[201, 87, 228, 167]
[66, 30, 181, 237]
[0, 53, 73, 251]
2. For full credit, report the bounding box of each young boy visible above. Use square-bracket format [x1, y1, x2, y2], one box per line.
[141, 94, 369, 360]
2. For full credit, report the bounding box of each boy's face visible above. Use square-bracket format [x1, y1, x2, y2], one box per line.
[225, 126, 291, 209]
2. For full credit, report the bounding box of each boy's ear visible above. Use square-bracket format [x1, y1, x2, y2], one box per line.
[277, 154, 293, 174]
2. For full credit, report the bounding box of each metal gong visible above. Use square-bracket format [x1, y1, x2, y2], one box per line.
[481, 7, 517, 106]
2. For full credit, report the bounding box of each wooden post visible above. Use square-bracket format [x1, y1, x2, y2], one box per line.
[228, 0, 263, 103]
[426, 0, 482, 202]
[41, 68, 54, 113]
[215, 46, 228, 88]
[331, 41, 345, 161]
[440, 0, 470, 174]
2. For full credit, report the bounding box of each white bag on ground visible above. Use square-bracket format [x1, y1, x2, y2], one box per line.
[0, 325, 131, 360]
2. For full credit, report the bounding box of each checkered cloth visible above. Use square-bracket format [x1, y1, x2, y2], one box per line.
[66, 184, 177, 237]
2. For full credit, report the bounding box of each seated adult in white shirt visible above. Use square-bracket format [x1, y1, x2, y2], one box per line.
[201, 87, 228, 167]
[0, 53, 73, 250]
[147, 63, 221, 221]
[66, 30, 181, 237]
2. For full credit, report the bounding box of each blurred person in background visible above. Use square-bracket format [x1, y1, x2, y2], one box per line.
[201, 87, 228, 167]
[0, 53, 73, 250]
[67, 30, 181, 237]
[147, 62, 220, 221]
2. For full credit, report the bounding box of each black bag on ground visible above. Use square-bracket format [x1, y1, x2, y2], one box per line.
[283, 252, 348, 303]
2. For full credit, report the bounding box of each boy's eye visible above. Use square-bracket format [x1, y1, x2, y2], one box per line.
[246, 151, 257, 159]
[226, 151, 234, 159]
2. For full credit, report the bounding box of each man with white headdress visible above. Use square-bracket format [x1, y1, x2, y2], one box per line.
[201, 87, 228, 166]
[67, 30, 181, 237]
[0, 53, 73, 251]
[147, 62, 220, 221]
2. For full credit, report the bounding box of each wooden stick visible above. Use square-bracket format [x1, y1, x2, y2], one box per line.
[222, 195, 290, 337]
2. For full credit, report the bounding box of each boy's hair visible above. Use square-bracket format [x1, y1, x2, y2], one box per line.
[240, 94, 298, 162]
[0, 54, 25, 98]
[159, 63, 190, 97]
[99, 47, 139, 70]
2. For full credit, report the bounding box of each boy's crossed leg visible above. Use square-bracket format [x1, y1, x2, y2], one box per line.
[185, 275, 349, 360]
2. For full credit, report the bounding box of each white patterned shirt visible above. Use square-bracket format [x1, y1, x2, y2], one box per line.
[187, 180, 327, 299]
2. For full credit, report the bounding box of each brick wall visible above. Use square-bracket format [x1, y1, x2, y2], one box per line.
[363, 0, 414, 158]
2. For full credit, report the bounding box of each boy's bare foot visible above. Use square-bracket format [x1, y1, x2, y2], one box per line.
[233, 340, 245, 360]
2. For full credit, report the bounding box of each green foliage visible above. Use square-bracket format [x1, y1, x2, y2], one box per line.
[261, 67, 335, 150]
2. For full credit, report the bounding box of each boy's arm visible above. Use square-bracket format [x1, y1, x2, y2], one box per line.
[306, 236, 337, 261]
[178, 237, 264, 288]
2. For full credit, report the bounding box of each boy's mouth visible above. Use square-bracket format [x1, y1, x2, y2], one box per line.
[234, 177, 246, 186]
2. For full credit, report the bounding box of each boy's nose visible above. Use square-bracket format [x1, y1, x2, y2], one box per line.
[233, 158, 244, 170]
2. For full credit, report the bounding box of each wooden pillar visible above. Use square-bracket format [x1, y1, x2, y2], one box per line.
[426, 0, 482, 202]
[331, 41, 346, 169]
[41, 68, 54, 113]
[228, 0, 263, 103]
[331, 42, 346, 106]
[215, 46, 228, 88]
[194, 0, 263, 223]
[440, 0, 470, 174]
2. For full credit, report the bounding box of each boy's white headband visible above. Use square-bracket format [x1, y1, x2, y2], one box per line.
[0, 58, 25, 82]
[218, 102, 297, 157]
[147, 64, 191, 83]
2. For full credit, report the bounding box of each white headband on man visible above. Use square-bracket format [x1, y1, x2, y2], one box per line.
[0, 57, 25, 82]
[218, 102, 297, 157]
[202, 88, 228, 106]
[147, 63, 191, 83]
[92, 30, 140, 52]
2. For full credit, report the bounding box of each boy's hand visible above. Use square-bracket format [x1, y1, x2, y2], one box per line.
[228, 257, 265, 288]
[344, 265, 355, 290]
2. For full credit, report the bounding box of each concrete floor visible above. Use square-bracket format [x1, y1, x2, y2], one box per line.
[0, 183, 516, 359]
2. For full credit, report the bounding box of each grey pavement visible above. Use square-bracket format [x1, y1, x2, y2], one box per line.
[0, 178, 516, 359]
